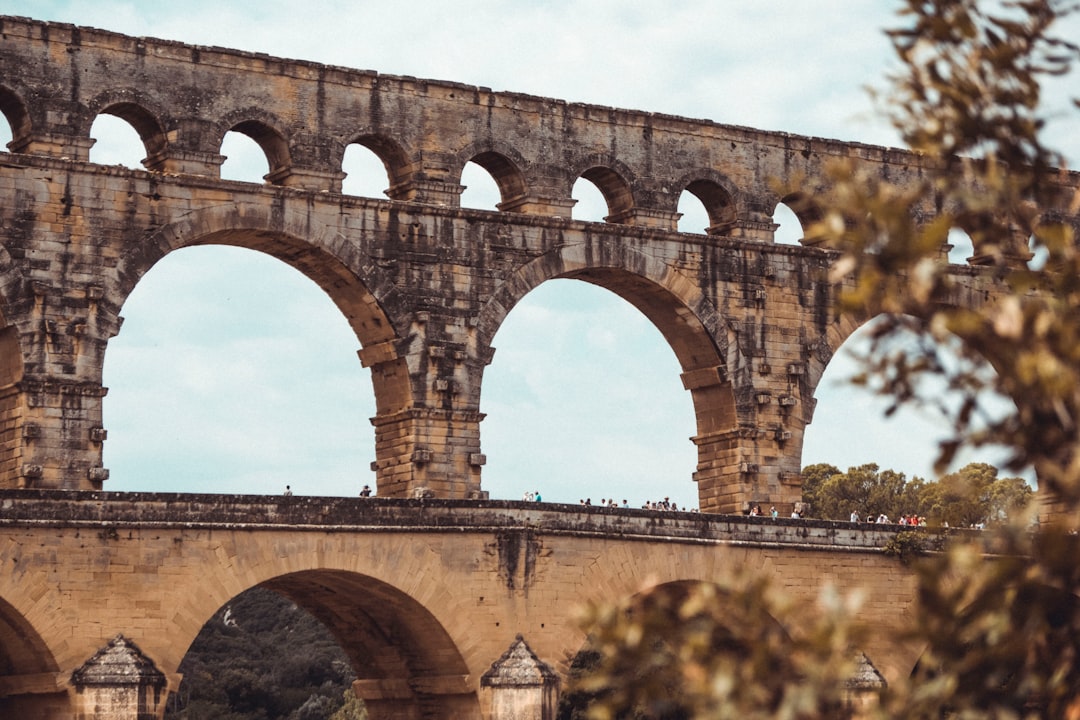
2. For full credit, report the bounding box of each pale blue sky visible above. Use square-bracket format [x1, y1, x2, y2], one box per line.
[2, 1, 1076, 504]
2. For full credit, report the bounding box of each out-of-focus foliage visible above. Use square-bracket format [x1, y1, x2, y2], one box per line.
[166, 587, 361, 720]
[566, 1, 1080, 717]
[564, 579, 864, 720]
[802, 461, 1032, 525]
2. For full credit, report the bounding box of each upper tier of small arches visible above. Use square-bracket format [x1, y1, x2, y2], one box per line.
[0, 14, 1075, 260]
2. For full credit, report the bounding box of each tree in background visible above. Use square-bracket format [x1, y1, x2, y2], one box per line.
[803, 461, 1032, 525]
[802, 462, 924, 521]
[566, 1, 1080, 717]
[166, 588, 359, 720]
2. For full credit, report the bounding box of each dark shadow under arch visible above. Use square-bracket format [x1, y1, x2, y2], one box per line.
[672, 170, 740, 236]
[0, 86, 30, 151]
[0, 595, 66, 718]
[175, 570, 479, 719]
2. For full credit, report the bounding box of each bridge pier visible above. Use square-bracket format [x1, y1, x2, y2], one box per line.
[70, 636, 167, 720]
[480, 636, 559, 720]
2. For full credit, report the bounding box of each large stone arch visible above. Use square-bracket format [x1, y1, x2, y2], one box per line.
[476, 239, 739, 509]
[163, 535, 484, 719]
[114, 205, 404, 372]
[0, 595, 67, 719]
[106, 206, 413, 486]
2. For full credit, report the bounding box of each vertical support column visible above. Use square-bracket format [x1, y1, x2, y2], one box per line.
[364, 310, 490, 500]
[70, 636, 167, 720]
[480, 636, 559, 720]
[370, 408, 486, 499]
[9, 282, 118, 490]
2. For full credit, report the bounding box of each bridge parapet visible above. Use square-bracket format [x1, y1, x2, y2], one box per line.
[0, 489, 963, 553]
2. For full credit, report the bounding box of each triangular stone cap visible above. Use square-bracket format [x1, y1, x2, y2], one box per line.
[481, 635, 558, 688]
[845, 652, 887, 690]
[71, 634, 166, 688]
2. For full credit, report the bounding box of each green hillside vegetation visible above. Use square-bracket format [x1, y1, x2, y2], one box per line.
[165, 587, 366, 720]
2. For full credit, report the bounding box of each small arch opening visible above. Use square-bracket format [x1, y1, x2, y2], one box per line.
[341, 142, 390, 199]
[773, 202, 805, 245]
[677, 191, 711, 234]
[571, 177, 607, 222]
[0, 88, 29, 151]
[459, 161, 501, 210]
[579, 166, 634, 222]
[219, 130, 270, 184]
[1028, 232, 1049, 271]
[89, 114, 146, 169]
[947, 228, 975, 265]
[682, 180, 735, 235]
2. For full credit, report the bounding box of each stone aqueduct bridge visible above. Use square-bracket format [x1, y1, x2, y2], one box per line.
[0, 491, 929, 720]
[0, 14, 1075, 720]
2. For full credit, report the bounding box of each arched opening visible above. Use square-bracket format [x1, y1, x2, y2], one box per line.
[341, 142, 390, 198]
[571, 177, 607, 222]
[677, 190, 711, 234]
[579, 166, 634, 223]
[946, 227, 975, 264]
[219, 130, 271, 183]
[1027, 232, 1048, 270]
[89, 102, 167, 169]
[459, 160, 502, 210]
[773, 201, 805, 245]
[0, 113, 11, 153]
[682, 179, 735, 235]
[171, 571, 478, 719]
[88, 113, 147, 169]
[0, 596, 67, 718]
[0, 87, 29, 152]
[803, 315, 1025, 494]
[481, 278, 698, 509]
[166, 586, 357, 719]
[102, 245, 376, 495]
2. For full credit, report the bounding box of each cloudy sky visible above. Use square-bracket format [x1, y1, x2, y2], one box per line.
[3, 1, 1078, 506]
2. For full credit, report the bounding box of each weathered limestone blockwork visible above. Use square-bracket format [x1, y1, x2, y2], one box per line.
[0, 21, 1076, 717]
[0, 16, 1075, 511]
[0, 493, 950, 719]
